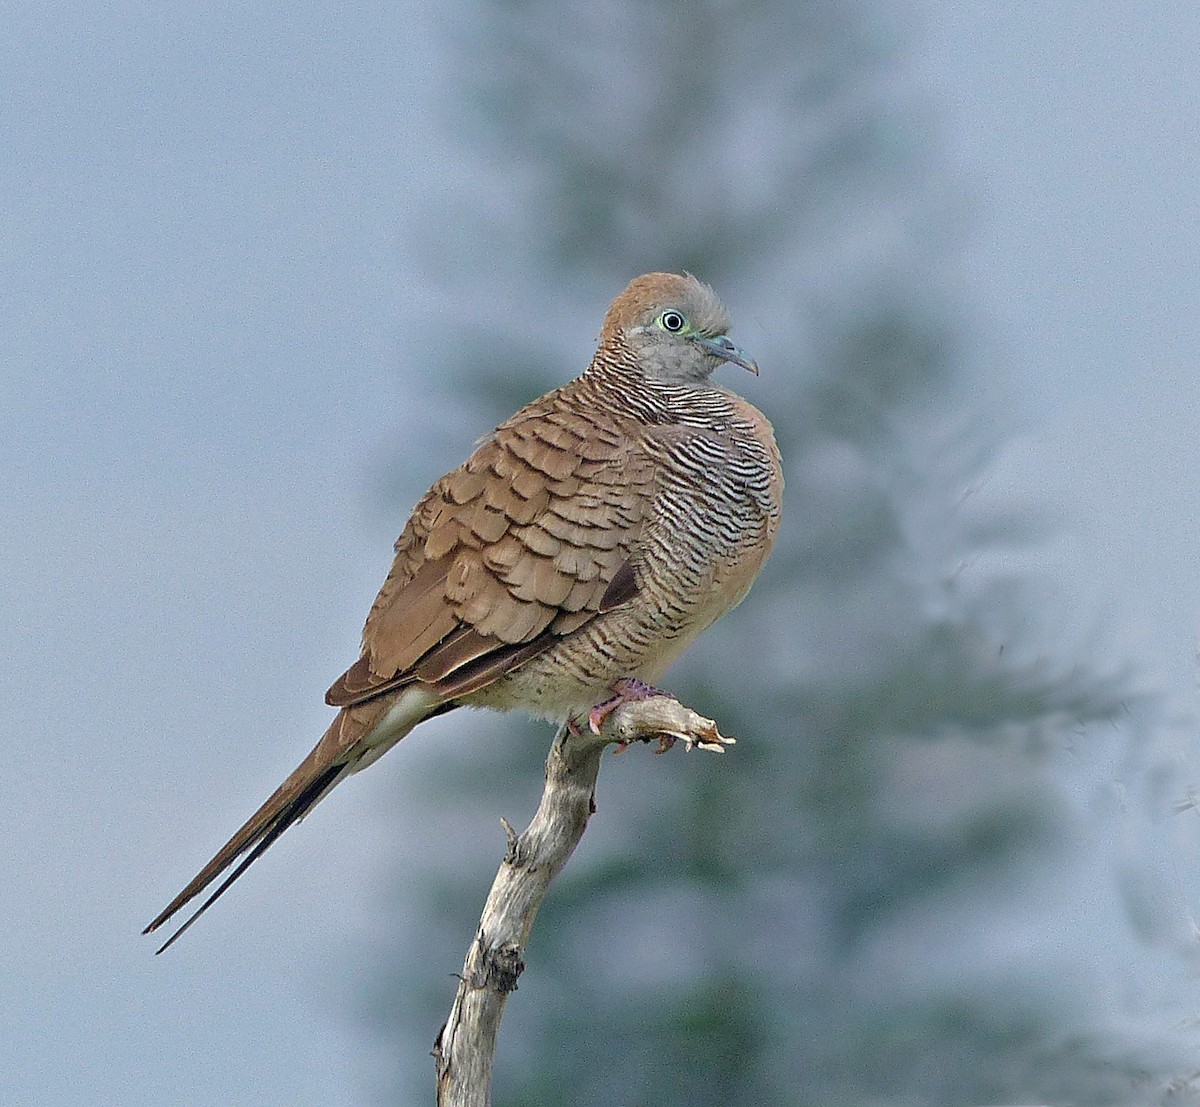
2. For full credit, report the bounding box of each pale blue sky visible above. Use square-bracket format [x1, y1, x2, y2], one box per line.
[3, 3, 1200, 1103]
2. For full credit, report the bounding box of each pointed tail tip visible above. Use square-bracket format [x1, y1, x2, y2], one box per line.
[144, 892, 213, 954]
[143, 908, 182, 952]
[141, 914, 176, 954]
[143, 897, 185, 938]
[153, 926, 187, 955]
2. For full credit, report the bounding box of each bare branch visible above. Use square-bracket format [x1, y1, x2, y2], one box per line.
[433, 694, 734, 1106]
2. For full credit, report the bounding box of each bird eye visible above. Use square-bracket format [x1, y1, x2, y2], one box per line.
[659, 310, 686, 333]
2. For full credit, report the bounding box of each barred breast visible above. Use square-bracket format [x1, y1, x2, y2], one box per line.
[464, 361, 782, 720]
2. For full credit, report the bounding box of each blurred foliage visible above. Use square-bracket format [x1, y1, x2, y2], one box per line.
[362, 0, 1196, 1104]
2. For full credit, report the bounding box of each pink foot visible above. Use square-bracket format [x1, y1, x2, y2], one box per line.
[587, 678, 675, 737]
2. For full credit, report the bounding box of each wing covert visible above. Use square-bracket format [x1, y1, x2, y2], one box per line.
[325, 399, 653, 707]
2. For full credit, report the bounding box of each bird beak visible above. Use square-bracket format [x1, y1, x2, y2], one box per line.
[692, 334, 759, 376]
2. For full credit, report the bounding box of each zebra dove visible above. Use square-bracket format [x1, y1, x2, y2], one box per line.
[145, 272, 783, 951]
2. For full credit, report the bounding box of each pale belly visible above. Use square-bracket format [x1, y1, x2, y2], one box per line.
[462, 536, 765, 722]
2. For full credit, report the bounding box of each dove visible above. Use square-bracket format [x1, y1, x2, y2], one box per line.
[145, 272, 782, 951]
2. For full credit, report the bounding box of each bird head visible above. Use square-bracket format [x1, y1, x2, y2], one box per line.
[600, 272, 758, 384]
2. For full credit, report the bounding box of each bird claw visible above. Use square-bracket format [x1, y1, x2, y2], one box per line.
[588, 678, 673, 735]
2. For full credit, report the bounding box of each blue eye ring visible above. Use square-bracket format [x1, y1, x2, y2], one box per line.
[660, 310, 686, 333]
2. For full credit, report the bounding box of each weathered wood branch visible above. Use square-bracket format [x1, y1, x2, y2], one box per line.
[433, 694, 734, 1107]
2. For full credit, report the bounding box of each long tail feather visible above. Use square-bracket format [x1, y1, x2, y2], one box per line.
[148, 760, 347, 954]
[144, 707, 373, 950]
[145, 687, 447, 951]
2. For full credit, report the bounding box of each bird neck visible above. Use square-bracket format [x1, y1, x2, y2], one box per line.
[578, 339, 724, 425]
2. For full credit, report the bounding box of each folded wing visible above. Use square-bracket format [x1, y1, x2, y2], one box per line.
[327, 400, 655, 706]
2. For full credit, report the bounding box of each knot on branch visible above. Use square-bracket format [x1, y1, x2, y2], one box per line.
[477, 939, 524, 995]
